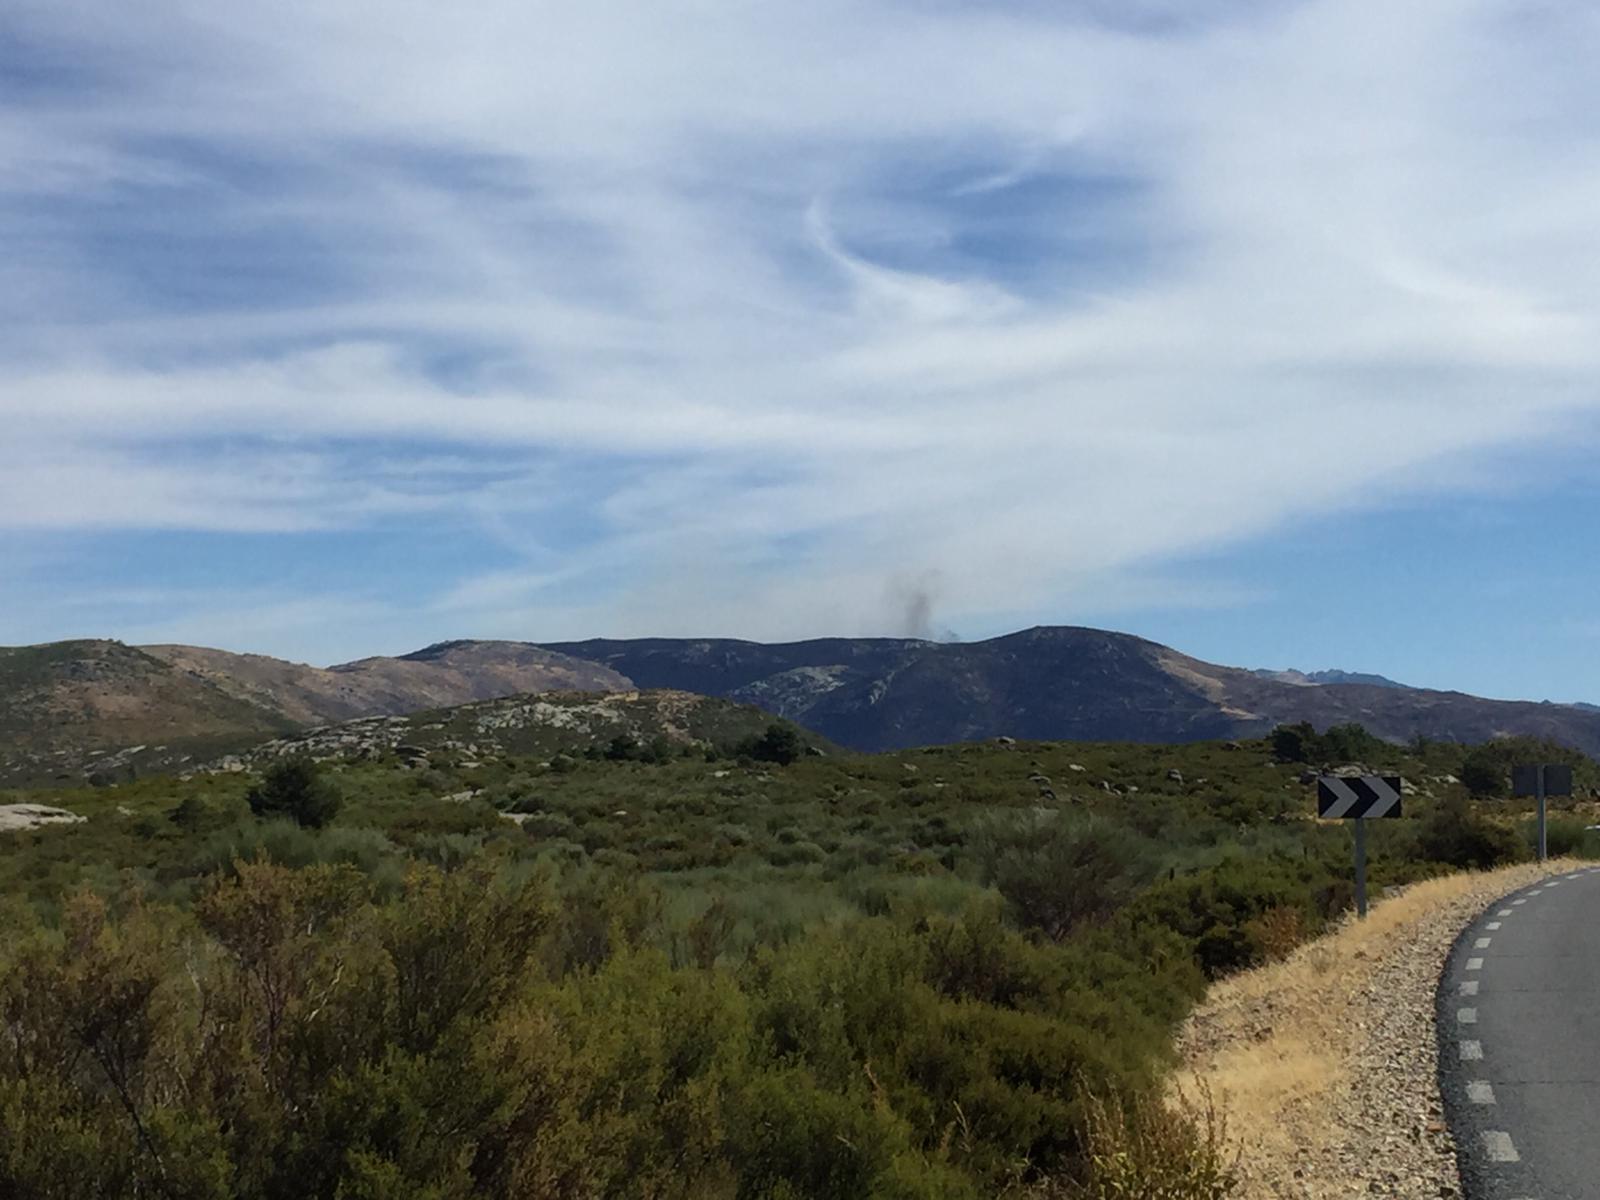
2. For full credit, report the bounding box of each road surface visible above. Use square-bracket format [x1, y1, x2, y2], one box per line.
[1440, 865, 1600, 1199]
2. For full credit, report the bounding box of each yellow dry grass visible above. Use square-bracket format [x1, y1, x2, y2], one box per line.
[1176, 860, 1575, 1195]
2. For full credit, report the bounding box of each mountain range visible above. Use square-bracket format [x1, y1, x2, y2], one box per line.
[3, 626, 1598, 785]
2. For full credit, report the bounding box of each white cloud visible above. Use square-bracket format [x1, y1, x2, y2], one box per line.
[3, 0, 1599, 653]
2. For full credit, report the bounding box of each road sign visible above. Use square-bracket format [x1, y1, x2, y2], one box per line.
[1513, 764, 1575, 862]
[1513, 764, 1572, 798]
[1316, 775, 1404, 920]
[1317, 775, 1403, 819]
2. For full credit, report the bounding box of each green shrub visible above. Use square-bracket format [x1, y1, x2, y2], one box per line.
[1414, 798, 1525, 870]
[1526, 816, 1596, 859]
[1125, 858, 1324, 978]
[245, 758, 342, 828]
[974, 814, 1155, 941]
[738, 724, 805, 766]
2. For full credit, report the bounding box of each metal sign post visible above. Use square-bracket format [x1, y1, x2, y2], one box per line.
[1513, 764, 1575, 862]
[1317, 775, 1402, 920]
[1354, 817, 1368, 919]
[1539, 769, 1547, 862]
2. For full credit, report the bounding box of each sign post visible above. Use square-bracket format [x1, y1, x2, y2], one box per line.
[1513, 764, 1574, 862]
[1318, 775, 1403, 919]
[1354, 815, 1368, 919]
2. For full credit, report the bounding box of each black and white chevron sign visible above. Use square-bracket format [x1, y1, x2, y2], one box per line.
[1317, 775, 1403, 819]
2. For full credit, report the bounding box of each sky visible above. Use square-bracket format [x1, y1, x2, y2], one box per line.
[2, 0, 1599, 701]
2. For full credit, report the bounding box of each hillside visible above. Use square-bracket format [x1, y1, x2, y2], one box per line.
[146, 640, 629, 724]
[538, 627, 1600, 755]
[0, 639, 630, 785]
[8, 626, 1600, 783]
[0, 641, 299, 781]
[216, 688, 804, 772]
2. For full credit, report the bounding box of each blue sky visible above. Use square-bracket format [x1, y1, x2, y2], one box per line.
[3, 0, 1599, 702]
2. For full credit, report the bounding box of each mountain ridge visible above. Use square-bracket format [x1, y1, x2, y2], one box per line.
[532, 626, 1600, 755]
[4, 626, 1600, 784]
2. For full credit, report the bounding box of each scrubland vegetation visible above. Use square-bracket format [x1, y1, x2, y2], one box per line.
[0, 723, 1593, 1198]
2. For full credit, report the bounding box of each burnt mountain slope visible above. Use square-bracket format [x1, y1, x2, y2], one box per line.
[538, 627, 1600, 756]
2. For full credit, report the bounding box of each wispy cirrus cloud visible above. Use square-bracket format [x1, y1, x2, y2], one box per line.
[3, 0, 1600, 658]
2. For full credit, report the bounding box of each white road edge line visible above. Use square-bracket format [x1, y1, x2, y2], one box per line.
[1488, 922, 1502, 930]
[1513, 899, 1527, 905]
[1460, 980, 1479, 996]
[1466, 957, 1484, 970]
[1497, 909, 1514, 916]
[1482, 1131, 1520, 1163]
[1460, 1040, 1483, 1060]
[1458, 1007, 1478, 1025]
[1467, 1081, 1496, 1105]
[1475, 937, 1493, 949]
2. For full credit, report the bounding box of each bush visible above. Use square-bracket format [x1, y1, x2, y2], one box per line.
[974, 814, 1155, 942]
[1414, 798, 1525, 869]
[1269, 723, 1315, 764]
[1040, 1085, 1238, 1199]
[246, 758, 342, 828]
[1459, 746, 1505, 798]
[1526, 816, 1595, 859]
[1125, 857, 1325, 978]
[739, 724, 805, 767]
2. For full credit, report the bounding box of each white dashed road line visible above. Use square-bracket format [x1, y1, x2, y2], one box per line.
[1483, 1130, 1521, 1163]
[1453, 873, 1599, 1187]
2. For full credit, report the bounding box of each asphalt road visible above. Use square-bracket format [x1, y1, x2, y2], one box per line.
[1440, 865, 1600, 1200]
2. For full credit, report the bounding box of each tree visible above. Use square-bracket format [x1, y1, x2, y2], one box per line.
[1459, 745, 1505, 798]
[1270, 723, 1316, 763]
[742, 724, 804, 766]
[1320, 722, 1382, 763]
[245, 758, 342, 828]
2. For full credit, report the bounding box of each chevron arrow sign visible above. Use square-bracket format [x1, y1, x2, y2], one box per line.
[1317, 775, 1403, 819]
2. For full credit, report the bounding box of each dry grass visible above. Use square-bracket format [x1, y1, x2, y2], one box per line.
[1176, 860, 1575, 1197]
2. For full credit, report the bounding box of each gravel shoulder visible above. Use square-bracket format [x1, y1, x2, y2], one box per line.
[1176, 860, 1574, 1199]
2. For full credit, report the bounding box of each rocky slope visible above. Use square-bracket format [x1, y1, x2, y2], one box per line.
[0, 639, 629, 785]
[205, 688, 799, 774]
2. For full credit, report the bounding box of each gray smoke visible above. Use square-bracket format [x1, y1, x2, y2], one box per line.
[903, 589, 933, 640]
[887, 573, 942, 640]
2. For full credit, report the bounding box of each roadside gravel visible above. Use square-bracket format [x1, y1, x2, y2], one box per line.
[1176, 860, 1572, 1199]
